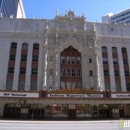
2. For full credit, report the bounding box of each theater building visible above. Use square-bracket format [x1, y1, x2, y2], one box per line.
[0, 10, 130, 119]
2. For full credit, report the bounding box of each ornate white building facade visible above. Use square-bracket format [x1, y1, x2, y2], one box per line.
[0, 10, 130, 119]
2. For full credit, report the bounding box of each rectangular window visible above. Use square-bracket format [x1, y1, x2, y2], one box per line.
[8, 67, 14, 74]
[61, 57, 65, 64]
[67, 57, 71, 64]
[116, 83, 121, 91]
[32, 55, 38, 62]
[102, 47, 107, 53]
[30, 81, 37, 90]
[103, 58, 108, 64]
[33, 44, 39, 50]
[122, 48, 126, 53]
[9, 55, 15, 61]
[20, 68, 26, 74]
[66, 69, 70, 76]
[32, 68, 38, 75]
[125, 70, 129, 77]
[61, 69, 65, 77]
[18, 81, 25, 90]
[71, 57, 75, 64]
[104, 70, 109, 76]
[126, 83, 130, 91]
[89, 58, 92, 63]
[6, 80, 13, 90]
[22, 43, 28, 50]
[21, 55, 27, 61]
[90, 70, 93, 76]
[76, 57, 80, 64]
[123, 59, 128, 65]
[105, 83, 110, 90]
[112, 47, 117, 54]
[113, 58, 118, 64]
[72, 69, 75, 76]
[77, 69, 81, 77]
[11, 43, 17, 49]
[114, 70, 119, 77]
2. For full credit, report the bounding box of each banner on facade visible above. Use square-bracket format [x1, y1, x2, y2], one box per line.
[0, 92, 39, 98]
[111, 93, 130, 98]
[47, 94, 103, 98]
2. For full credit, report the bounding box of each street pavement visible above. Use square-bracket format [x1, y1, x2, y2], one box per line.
[0, 120, 127, 130]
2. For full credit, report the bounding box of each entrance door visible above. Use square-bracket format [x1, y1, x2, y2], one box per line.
[99, 109, 111, 118]
[68, 109, 76, 119]
[119, 109, 124, 118]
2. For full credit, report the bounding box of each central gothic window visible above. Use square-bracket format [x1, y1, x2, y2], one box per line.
[60, 46, 82, 89]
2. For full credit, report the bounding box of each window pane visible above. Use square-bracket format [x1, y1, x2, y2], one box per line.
[112, 47, 117, 54]
[30, 81, 37, 90]
[33, 44, 39, 50]
[61, 57, 65, 64]
[32, 55, 38, 62]
[21, 55, 27, 61]
[22, 43, 28, 50]
[8, 67, 14, 74]
[11, 42, 17, 49]
[122, 48, 127, 53]
[6, 80, 13, 90]
[102, 47, 107, 53]
[105, 83, 110, 90]
[20, 68, 26, 74]
[32, 68, 38, 75]
[18, 81, 25, 90]
[9, 55, 15, 61]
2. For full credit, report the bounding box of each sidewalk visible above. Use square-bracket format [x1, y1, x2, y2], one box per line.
[0, 119, 129, 124]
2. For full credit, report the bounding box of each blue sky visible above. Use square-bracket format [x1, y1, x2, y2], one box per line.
[22, 0, 130, 22]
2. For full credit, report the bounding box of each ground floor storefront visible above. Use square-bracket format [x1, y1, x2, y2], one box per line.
[0, 90, 130, 120]
[1, 102, 130, 120]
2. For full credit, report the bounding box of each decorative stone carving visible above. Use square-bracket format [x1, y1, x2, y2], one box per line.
[59, 22, 66, 29]
[77, 23, 83, 30]
[22, 21, 32, 30]
[94, 49, 101, 90]
[42, 47, 48, 90]
[59, 37, 83, 53]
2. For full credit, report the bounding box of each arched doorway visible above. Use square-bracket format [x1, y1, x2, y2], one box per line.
[60, 46, 82, 89]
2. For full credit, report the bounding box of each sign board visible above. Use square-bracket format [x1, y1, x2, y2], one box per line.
[111, 94, 130, 98]
[47, 94, 103, 98]
[0, 92, 39, 98]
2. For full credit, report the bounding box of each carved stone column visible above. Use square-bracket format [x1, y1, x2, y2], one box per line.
[42, 34, 48, 90]
[54, 47, 59, 90]
[95, 49, 101, 90]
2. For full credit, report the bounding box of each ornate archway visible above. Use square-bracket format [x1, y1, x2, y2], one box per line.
[60, 37, 83, 89]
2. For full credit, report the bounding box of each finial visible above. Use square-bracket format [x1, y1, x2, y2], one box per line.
[56, 10, 59, 16]
[124, 21, 126, 25]
[83, 11, 85, 17]
[32, 15, 34, 19]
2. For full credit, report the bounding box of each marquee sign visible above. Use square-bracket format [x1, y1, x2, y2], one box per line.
[0, 92, 39, 98]
[47, 94, 103, 98]
[111, 93, 130, 98]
